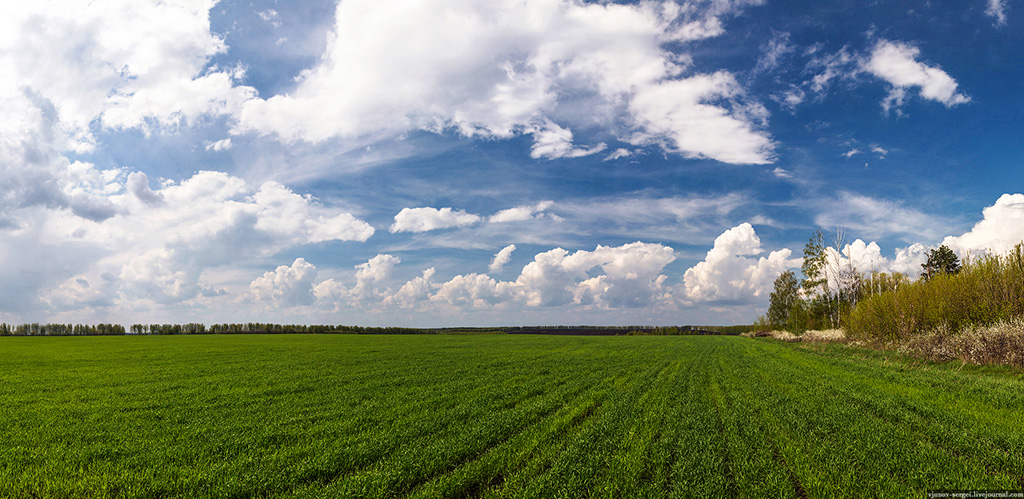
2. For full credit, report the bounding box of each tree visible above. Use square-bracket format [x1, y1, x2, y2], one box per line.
[801, 230, 827, 298]
[921, 245, 960, 280]
[768, 270, 800, 330]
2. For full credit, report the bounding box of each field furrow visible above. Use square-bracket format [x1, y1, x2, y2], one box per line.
[1, 335, 1022, 498]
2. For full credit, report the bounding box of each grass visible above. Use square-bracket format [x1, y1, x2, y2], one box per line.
[1, 334, 1022, 497]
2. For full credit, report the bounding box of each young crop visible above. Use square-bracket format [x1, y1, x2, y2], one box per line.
[0, 335, 1021, 497]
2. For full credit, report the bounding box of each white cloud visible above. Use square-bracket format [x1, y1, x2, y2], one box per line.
[826, 239, 927, 279]
[37, 168, 373, 309]
[514, 242, 676, 308]
[248, 258, 318, 306]
[986, 0, 1008, 25]
[755, 31, 794, 73]
[603, 148, 635, 161]
[489, 244, 517, 274]
[870, 144, 888, 158]
[314, 254, 401, 308]
[258, 9, 282, 28]
[772, 167, 793, 179]
[863, 40, 970, 112]
[126, 172, 164, 206]
[205, 138, 232, 151]
[0, 0, 253, 228]
[776, 87, 805, 108]
[234, 0, 773, 164]
[431, 273, 517, 309]
[843, 148, 861, 159]
[389, 207, 482, 233]
[814, 192, 948, 242]
[489, 201, 555, 223]
[0, 0, 254, 140]
[529, 120, 606, 159]
[555, 193, 746, 242]
[627, 72, 774, 164]
[807, 46, 856, 94]
[252, 181, 375, 243]
[682, 223, 799, 303]
[384, 268, 436, 309]
[368, 241, 678, 312]
[351, 254, 401, 300]
[942, 193, 1024, 256]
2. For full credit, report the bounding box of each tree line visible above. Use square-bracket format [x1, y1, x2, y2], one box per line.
[0, 323, 434, 337]
[0, 323, 126, 336]
[763, 229, 962, 333]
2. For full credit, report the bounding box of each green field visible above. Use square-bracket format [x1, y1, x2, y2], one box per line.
[1, 335, 1022, 498]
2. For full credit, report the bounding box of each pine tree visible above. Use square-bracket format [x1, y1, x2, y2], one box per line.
[922, 245, 960, 281]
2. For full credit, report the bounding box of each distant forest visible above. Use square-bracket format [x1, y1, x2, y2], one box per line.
[0, 323, 752, 337]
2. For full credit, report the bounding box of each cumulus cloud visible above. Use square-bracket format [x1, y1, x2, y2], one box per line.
[682, 223, 799, 303]
[513, 242, 676, 308]
[384, 268, 436, 309]
[431, 273, 517, 309]
[489, 244, 517, 274]
[234, 0, 774, 164]
[308, 241, 678, 313]
[863, 40, 970, 112]
[390, 207, 482, 233]
[0, 0, 254, 142]
[248, 258, 318, 306]
[627, 72, 774, 164]
[314, 254, 401, 308]
[0, 0, 254, 229]
[489, 201, 555, 223]
[823, 239, 929, 285]
[529, 121, 606, 159]
[38, 168, 373, 309]
[942, 193, 1024, 256]
[126, 172, 164, 206]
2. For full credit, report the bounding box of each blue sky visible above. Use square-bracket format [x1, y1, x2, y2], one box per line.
[1, 0, 1021, 327]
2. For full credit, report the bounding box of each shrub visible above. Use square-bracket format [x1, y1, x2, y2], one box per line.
[899, 318, 1024, 368]
[847, 243, 1024, 342]
[800, 329, 846, 343]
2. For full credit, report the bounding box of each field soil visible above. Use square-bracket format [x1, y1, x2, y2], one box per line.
[0, 334, 1022, 497]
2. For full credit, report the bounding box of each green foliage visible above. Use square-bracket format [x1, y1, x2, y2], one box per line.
[768, 270, 800, 330]
[801, 230, 827, 297]
[849, 243, 1024, 342]
[921, 244, 961, 281]
[0, 335, 1020, 496]
[0, 323, 125, 336]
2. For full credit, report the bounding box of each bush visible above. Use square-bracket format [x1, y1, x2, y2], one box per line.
[899, 318, 1024, 368]
[847, 244, 1024, 342]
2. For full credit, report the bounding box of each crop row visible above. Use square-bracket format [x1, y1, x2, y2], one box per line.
[0, 335, 1020, 497]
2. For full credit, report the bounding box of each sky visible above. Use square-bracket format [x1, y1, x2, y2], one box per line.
[1, 0, 1022, 327]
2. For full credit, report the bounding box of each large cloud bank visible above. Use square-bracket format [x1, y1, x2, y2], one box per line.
[234, 0, 775, 164]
